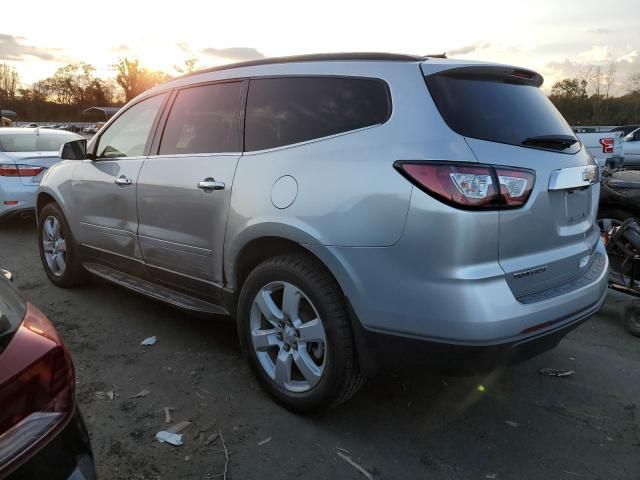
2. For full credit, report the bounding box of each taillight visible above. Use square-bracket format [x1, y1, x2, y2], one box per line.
[599, 138, 614, 154]
[0, 304, 74, 473]
[394, 161, 535, 210]
[0, 165, 45, 177]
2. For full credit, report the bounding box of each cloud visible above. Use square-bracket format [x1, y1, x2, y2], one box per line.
[111, 44, 130, 53]
[447, 42, 491, 56]
[200, 47, 264, 61]
[0, 34, 61, 61]
[585, 27, 612, 35]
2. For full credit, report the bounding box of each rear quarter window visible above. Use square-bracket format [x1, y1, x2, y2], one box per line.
[245, 77, 390, 151]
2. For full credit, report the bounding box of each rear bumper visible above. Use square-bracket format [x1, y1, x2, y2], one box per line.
[0, 182, 36, 219]
[8, 406, 96, 480]
[350, 290, 605, 374]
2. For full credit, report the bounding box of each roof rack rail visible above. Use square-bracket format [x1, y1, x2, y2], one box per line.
[181, 52, 427, 78]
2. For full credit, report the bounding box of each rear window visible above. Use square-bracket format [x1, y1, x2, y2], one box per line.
[426, 71, 580, 153]
[0, 278, 26, 351]
[0, 132, 80, 152]
[245, 77, 390, 151]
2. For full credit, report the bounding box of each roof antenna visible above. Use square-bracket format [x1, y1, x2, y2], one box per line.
[425, 52, 447, 59]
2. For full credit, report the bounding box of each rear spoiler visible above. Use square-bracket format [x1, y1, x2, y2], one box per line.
[423, 65, 543, 87]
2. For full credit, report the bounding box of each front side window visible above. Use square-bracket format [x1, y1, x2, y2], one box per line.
[245, 77, 390, 151]
[159, 82, 243, 155]
[96, 93, 167, 159]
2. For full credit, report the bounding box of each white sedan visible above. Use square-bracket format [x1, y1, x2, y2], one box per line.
[0, 128, 81, 221]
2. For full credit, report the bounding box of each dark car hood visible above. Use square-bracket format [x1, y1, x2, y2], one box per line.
[0, 276, 26, 352]
[606, 170, 640, 189]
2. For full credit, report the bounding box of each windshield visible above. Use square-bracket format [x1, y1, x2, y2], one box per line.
[0, 132, 80, 153]
[426, 72, 580, 153]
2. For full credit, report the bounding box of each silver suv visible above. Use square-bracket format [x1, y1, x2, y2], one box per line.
[36, 53, 608, 411]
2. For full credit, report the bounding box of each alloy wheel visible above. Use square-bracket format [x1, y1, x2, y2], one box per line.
[250, 281, 327, 393]
[42, 216, 67, 277]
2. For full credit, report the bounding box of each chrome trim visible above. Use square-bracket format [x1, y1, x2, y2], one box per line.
[197, 178, 225, 191]
[548, 165, 598, 191]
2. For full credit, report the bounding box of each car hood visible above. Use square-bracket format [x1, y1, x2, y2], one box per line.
[0, 276, 26, 353]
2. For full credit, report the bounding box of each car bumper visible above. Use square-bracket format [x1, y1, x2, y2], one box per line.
[0, 182, 36, 220]
[306, 227, 608, 375]
[349, 289, 605, 374]
[8, 406, 96, 480]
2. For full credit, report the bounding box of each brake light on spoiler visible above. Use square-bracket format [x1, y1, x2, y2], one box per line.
[394, 161, 535, 210]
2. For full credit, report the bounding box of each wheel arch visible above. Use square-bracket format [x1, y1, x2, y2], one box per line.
[228, 232, 377, 376]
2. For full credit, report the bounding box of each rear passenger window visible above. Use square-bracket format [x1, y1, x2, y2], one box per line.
[159, 82, 243, 155]
[245, 77, 390, 151]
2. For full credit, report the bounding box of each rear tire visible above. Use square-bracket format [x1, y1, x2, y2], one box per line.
[622, 302, 640, 337]
[38, 203, 88, 288]
[237, 253, 365, 412]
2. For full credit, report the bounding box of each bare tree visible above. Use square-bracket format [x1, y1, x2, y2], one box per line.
[603, 61, 617, 98]
[0, 63, 20, 100]
[174, 56, 199, 75]
[628, 73, 640, 94]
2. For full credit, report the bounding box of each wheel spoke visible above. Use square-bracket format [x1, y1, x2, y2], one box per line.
[251, 328, 280, 351]
[282, 283, 301, 322]
[54, 252, 66, 272]
[56, 239, 67, 252]
[42, 240, 55, 253]
[255, 290, 283, 326]
[44, 219, 55, 240]
[52, 217, 61, 238]
[274, 348, 293, 386]
[293, 349, 322, 388]
[297, 318, 326, 343]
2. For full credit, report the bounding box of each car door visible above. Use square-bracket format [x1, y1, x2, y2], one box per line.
[72, 93, 168, 274]
[136, 81, 244, 297]
[623, 129, 640, 164]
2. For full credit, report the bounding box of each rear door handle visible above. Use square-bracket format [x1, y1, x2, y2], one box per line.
[198, 178, 225, 191]
[114, 176, 133, 186]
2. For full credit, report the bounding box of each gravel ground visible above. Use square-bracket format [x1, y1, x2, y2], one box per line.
[1, 216, 639, 480]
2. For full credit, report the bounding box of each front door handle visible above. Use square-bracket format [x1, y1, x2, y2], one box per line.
[197, 178, 225, 191]
[114, 176, 133, 186]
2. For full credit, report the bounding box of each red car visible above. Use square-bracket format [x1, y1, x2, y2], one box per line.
[0, 270, 96, 479]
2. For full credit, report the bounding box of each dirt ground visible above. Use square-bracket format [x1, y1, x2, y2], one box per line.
[1, 216, 639, 480]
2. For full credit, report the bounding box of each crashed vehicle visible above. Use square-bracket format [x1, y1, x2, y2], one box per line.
[36, 53, 608, 412]
[598, 169, 640, 221]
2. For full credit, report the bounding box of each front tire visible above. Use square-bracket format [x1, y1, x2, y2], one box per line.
[38, 203, 88, 288]
[237, 254, 364, 412]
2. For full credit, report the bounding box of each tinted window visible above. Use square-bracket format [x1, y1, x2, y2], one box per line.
[159, 82, 242, 155]
[426, 73, 579, 153]
[245, 77, 390, 151]
[96, 93, 167, 159]
[0, 132, 80, 152]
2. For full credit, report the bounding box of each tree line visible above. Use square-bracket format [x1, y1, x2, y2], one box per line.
[1, 56, 640, 125]
[0, 57, 198, 122]
[549, 63, 640, 126]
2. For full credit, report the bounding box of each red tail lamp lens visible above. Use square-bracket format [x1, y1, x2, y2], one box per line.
[395, 162, 535, 210]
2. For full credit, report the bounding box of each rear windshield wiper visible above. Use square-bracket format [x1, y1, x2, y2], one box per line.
[522, 135, 578, 149]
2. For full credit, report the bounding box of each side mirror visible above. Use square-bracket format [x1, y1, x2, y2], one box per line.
[59, 138, 88, 160]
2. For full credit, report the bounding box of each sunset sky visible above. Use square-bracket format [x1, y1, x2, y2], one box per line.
[2, 0, 639, 94]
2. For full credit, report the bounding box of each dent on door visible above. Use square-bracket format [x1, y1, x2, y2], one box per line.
[73, 159, 144, 259]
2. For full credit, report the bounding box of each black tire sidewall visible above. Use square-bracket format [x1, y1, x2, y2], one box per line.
[38, 203, 84, 287]
[238, 256, 352, 412]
